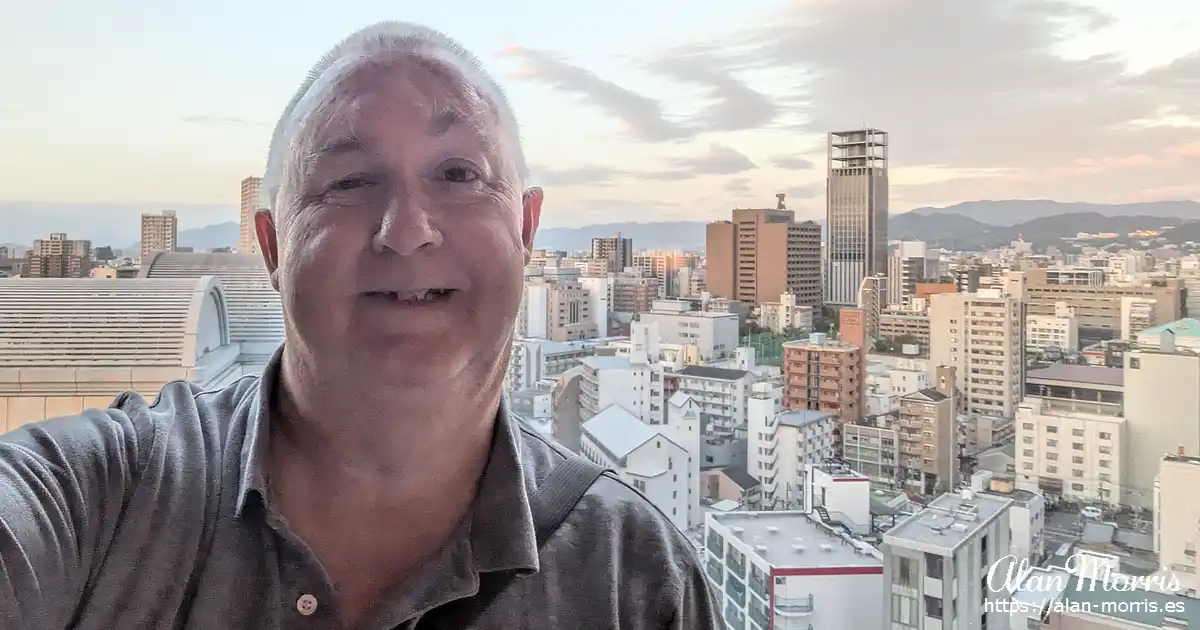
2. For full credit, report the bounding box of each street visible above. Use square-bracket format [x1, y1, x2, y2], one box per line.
[1043, 509, 1085, 551]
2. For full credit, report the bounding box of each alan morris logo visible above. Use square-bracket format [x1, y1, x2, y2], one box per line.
[986, 555, 1184, 595]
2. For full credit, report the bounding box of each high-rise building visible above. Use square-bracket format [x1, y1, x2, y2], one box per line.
[239, 176, 263, 254]
[929, 290, 1025, 418]
[781, 332, 864, 425]
[705, 195, 821, 307]
[887, 241, 927, 308]
[590, 234, 631, 274]
[140, 210, 178, 261]
[26, 233, 92, 278]
[825, 129, 889, 306]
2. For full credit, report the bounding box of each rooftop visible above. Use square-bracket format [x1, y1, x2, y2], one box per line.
[884, 490, 1012, 552]
[1026, 363, 1124, 388]
[777, 409, 836, 429]
[719, 465, 761, 491]
[580, 355, 633, 371]
[1140, 317, 1200, 338]
[902, 387, 949, 403]
[581, 405, 659, 460]
[676, 365, 749, 381]
[709, 511, 882, 569]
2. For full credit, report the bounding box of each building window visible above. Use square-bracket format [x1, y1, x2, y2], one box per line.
[1130, 358, 1140, 369]
[924, 595, 944, 620]
[1099, 432, 1111, 440]
[1072, 456, 1083, 464]
[1100, 460, 1111, 468]
[1047, 453, 1058, 461]
[894, 556, 914, 587]
[925, 553, 944, 580]
[1046, 426, 1058, 434]
[1072, 442, 1084, 451]
[1047, 466, 1058, 474]
[1073, 470, 1083, 478]
[1072, 428, 1085, 437]
[1071, 483, 1085, 491]
[1047, 439, 1058, 448]
[1022, 422, 1034, 430]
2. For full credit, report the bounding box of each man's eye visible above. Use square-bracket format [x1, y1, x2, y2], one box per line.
[330, 176, 373, 191]
[443, 166, 479, 183]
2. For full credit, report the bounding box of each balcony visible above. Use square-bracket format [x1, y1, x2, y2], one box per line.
[773, 618, 813, 630]
[774, 594, 814, 616]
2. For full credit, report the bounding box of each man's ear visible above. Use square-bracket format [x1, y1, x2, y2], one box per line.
[254, 210, 281, 291]
[521, 186, 543, 252]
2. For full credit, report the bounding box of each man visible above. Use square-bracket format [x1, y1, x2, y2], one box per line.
[0, 22, 722, 630]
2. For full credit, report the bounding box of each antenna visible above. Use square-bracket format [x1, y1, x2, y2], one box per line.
[776, 193, 787, 210]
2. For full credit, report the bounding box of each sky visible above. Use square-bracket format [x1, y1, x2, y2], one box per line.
[1, 0, 1199, 229]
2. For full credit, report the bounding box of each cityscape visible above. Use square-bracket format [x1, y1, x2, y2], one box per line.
[3, 122, 1200, 629]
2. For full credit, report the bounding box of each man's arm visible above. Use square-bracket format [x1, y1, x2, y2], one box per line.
[669, 559, 725, 629]
[0, 407, 148, 628]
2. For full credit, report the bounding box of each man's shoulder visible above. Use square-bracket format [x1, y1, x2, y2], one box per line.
[513, 418, 701, 563]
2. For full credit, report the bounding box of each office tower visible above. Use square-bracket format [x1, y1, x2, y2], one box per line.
[239, 176, 263, 254]
[26, 233, 92, 278]
[140, 210, 178, 261]
[590, 234, 632, 274]
[705, 194, 821, 307]
[825, 129, 889, 306]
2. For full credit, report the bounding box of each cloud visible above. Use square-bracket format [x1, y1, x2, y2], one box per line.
[639, 144, 758, 181]
[781, 184, 821, 200]
[501, 46, 689, 142]
[183, 115, 265, 127]
[724, 178, 753, 194]
[643, 0, 1200, 202]
[769, 155, 815, 170]
[500, 45, 779, 142]
[533, 144, 756, 187]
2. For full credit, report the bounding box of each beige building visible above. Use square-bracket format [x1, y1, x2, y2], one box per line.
[929, 290, 1024, 418]
[1023, 268, 1183, 339]
[758, 293, 815, 334]
[878, 311, 931, 348]
[547, 278, 598, 341]
[1156, 453, 1200, 579]
[826, 129, 889, 306]
[139, 210, 178, 261]
[26, 233, 91, 278]
[632, 250, 687, 298]
[239, 176, 263, 254]
[590, 234, 631, 274]
[0, 277, 242, 433]
[896, 366, 959, 495]
[781, 333, 863, 424]
[841, 415, 900, 484]
[1123, 340, 1200, 509]
[611, 274, 658, 315]
[705, 201, 821, 307]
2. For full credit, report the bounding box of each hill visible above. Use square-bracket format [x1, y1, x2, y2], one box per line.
[889, 212, 1184, 250]
[534, 221, 709, 251]
[907, 200, 1200, 227]
[127, 222, 239, 254]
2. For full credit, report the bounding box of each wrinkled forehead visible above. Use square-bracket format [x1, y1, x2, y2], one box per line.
[292, 53, 498, 148]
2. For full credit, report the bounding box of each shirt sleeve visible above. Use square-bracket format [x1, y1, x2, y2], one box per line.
[0, 406, 150, 629]
[669, 560, 725, 629]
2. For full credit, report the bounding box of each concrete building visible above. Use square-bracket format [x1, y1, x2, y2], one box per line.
[1023, 269, 1184, 342]
[506, 338, 595, 393]
[1138, 317, 1200, 352]
[673, 364, 757, 454]
[139, 252, 284, 369]
[577, 353, 664, 425]
[590, 234, 632, 274]
[781, 333, 864, 424]
[704, 200, 822, 307]
[888, 241, 928, 308]
[878, 311, 932, 350]
[580, 404, 690, 531]
[825, 129, 889, 306]
[703, 510, 883, 630]
[929, 290, 1025, 418]
[758, 293, 815, 335]
[26, 232, 91, 278]
[841, 415, 900, 484]
[970, 470, 1046, 567]
[1123, 337, 1200, 509]
[1120, 296, 1159, 340]
[637, 299, 739, 362]
[857, 274, 887, 347]
[238, 176, 263, 254]
[0, 277, 241, 432]
[882, 490, 1014, 630]
[896, 366, 959, 496]
[633, 250, 687, 298]
[1155, 453, 1200, 579]
[519, 270, 599, 341]
[139, 210, 178, 262]
[1027, 301, 1079, 350]
[747, 378, 838, 509]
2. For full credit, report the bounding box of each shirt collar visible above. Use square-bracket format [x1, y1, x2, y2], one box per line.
[234, 344, 540, 575]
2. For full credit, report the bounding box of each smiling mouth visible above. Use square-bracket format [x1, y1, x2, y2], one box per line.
[364, 289, 457, 305]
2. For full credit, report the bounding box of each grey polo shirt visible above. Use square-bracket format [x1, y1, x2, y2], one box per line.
[0, 350, 723, 629]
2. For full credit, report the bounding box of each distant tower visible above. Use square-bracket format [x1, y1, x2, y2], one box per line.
[825, 128, 889, 306]
[776, 193, 787, 210]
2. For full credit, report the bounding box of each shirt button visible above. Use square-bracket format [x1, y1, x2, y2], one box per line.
[296, 593, 319, 616]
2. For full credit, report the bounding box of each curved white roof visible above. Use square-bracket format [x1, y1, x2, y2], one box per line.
[140, 252, 284, 348]
[0, 277, 230, 367]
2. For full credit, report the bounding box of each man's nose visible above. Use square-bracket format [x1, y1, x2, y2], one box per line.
[372, 192, 444, 256]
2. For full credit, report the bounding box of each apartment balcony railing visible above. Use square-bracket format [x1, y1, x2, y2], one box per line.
[773, 618, 813, 630]
[774, 594, 814, 616]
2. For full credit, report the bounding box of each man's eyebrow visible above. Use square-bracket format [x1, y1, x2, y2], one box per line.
[429, 106, 464, 136]
[312, 134, 367, 157]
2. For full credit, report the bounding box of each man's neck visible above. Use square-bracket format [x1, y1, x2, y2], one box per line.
[271, 346, 502, 497]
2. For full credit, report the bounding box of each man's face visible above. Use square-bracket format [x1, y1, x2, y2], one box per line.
[258, 57, 540, 385]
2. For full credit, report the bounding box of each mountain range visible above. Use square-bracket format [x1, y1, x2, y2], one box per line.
[4, 199, 1200, 253]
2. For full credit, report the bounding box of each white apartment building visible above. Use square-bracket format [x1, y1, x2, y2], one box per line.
[758, 293, 814, 335]
[506, 338, 594, 393]
[1026, 301, 1078, 350]
[929, 290, 1025, 418]
[803, 461, 874, 535]
[1015, 396, 1125, 505]
[703, 510, 883, 630]
[746, 379, 838, 510]
[637, 299, 739, 362]
[970, 471, 1046, 567]
[577, 354, 664, 424]
[1155, 453, 1200, 581]
[841, 415, 900, 484]
[580, 404, 690, 531]
[578, 274, 613, 337]
[1120, 296, 1159, 339]
[865, 360, 930, 415]
[1124, 338, 1200, 509]
[673, 364, 757, 441]
[882, 490, 1014, 630]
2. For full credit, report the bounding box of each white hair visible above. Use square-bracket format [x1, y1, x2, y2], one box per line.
[260, 21, 528, 213]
